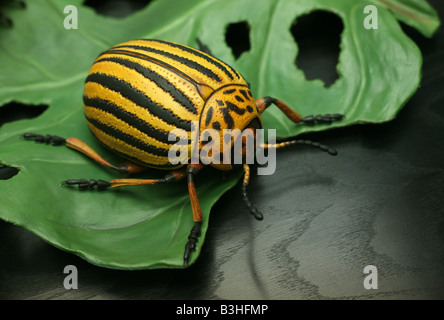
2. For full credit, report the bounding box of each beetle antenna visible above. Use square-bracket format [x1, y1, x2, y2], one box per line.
[241, 164, 263, 220]
[261, 139, 338, 156]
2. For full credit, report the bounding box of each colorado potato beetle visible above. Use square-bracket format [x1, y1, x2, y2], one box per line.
[24, 39, 342, 264]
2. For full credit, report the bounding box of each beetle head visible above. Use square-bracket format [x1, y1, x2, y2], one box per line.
[199, 85, 262, 170]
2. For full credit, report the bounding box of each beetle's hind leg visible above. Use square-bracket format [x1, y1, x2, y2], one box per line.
[62, 162, 205, 266]
[23, 133, 147, 174]
[61, 168, 187, 191]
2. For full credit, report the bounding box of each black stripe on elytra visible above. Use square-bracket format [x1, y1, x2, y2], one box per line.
[227, 64, 242, 80]
[239, 89, 250, 101]
[97, 56, 198, 115]
[216, 99, 224, 106]
[103, 49, 201, 88]
[205, 106, 214, 127]
[152, 39, 237, 81]
[85, 73, 191, 131]
[113, 44, 222, 82]
[225, 101, 245, 115]
[246, 105, 254, 113]
[220, 107, 234, 129]
[84, 96, 186, 145]
[86, 117, 170, 157]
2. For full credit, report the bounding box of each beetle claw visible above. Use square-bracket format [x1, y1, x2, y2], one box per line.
[23, 133, 66, 146]
[302, 113, 344, 125]
[61, 179, 111, 191]
[183, 222, 202, 265]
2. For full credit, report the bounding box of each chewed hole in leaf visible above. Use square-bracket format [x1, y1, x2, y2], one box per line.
[0, 102, 48, 128]
[291, 10, 344, 88]
[225, 21, 251, 59]
[0, 165, 19, 180]
[83, 0, 151, 18]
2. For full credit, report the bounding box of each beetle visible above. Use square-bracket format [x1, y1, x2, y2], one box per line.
[24, 39, 342, 264]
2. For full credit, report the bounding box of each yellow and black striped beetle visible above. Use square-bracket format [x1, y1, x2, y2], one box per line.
[24, 39, 342, 264]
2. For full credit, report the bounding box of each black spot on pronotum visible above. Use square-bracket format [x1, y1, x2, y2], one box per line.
[0, 165, 19, 180]
[220, 107, 234, 129]
[225, 101, 245, 115]
[235, 95, 245, 103]
[290, 10, 344, 88]
[0, 102, 48, 128]
[239, 89, 249, 101]
[83, 0, 152, 18]
[225, 21, 251, 59]
[205, 106, 214, 126]
[223, 89, 236, 95]
[212, 121, 221, 130]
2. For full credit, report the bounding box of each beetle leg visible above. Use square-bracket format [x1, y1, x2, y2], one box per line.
[256, 97, 343, 125]
[23, 133, 147, 174]
[261, 139, 338, 156]
[183, 163, 205, 265]
[61, 169, 187, 190]
[241, 164, 263, 220]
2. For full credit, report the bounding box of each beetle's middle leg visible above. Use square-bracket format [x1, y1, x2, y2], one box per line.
[23, 133, 147, 174]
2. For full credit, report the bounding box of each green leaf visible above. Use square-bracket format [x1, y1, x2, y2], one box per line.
[0, 0, 440, 269]
[372, 0, 441, 37]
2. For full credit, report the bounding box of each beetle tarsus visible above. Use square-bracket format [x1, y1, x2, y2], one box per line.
[241, 183, 264, 220]
[184, 222, 202, 265]
[302, 113, 343, 125]
[293, 140, 338, 156]
[23, 133, 66, 146]
[62, 179, 111, 191]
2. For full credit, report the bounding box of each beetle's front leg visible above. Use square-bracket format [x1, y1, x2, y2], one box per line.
[256, 97, 343, 125]
[183, 163, 205, 265]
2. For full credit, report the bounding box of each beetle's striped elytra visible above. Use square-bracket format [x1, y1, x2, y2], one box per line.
[24, 39, 343, 265]
[83, 39, 257, 171]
